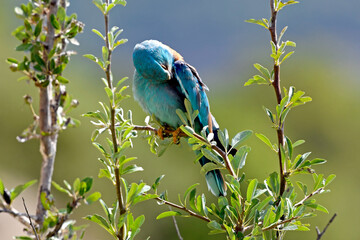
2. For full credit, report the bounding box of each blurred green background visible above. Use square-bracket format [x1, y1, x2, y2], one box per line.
[1, 0, 359, 239]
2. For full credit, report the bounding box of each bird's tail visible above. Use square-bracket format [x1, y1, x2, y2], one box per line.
[199, 156, 227, 197]
[198, 127, 237, 197]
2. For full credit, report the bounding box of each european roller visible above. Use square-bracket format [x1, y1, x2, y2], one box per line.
[132, 40, 234, 197]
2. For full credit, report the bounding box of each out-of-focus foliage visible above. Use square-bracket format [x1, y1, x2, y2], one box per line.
[0, 0, 359, 240]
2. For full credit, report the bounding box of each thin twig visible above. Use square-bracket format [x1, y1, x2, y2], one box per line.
[316, 213, 337, 240]
[154, 197, 211, 223]
[22, 198, 39, 240]
[168, 206, 183, 240]
[294, 188, 323, 208]
[46, 197, 82, 238]
[262, 216, 300, 231]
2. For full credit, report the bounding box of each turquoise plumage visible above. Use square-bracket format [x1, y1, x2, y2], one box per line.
[133, 40, 229, 196]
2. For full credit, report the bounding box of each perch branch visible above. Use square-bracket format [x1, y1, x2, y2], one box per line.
[132, 125, 236, 177]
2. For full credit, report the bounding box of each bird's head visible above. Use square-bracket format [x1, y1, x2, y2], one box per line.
[133, 40, 181, 81]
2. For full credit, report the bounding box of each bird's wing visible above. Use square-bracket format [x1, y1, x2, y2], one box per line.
[173, 60, 213, 131]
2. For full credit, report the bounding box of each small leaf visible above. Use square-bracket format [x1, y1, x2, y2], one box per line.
[247, 179, 258, 202]
[294, 152, 311, 169]
[50, 14, 60, 30]
[293, 139, 305, 147]
[254, 63, 271, 80]
[57, 75, 69, 84]
[245, 19, 269, 29]
[156, 211, 182, 219]
[52, 181, 71, 195]
[85, 192, 101, 204]
[244, 75, 268, 86]
[34, 20, 43, 37]
[85, 214, 115, 236]
[255, 133, 275, 151]
[207, 220, 223, 230]
[10, 180, 37, 201]
[325, 174, 336, 187]
[231, 130, 252, 149]
[0, 178, 4, 195]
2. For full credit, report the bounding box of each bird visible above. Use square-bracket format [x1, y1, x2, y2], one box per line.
[132, 39, 232, 197]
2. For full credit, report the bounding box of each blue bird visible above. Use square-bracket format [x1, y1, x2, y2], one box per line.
[133, 40, 232, 196]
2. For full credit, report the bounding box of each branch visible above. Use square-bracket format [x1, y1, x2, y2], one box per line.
[269, 0, 286, 198]
[168, 206, 183, 240]
[262, 216, 300, 231]
[103, 1, 125, 239]
[154, 197, 211, 223]
[36, 0, 60, 226]
[316, 213, 337, 240]
[0, 203, 33, 229]
[294, 188, 323, 208]
[46, 197, 82, 238]
[22, 198, 39, 240]
[132, 125, 237, 177]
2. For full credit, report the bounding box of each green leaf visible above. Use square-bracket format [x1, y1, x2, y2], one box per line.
[264, 107, 275, 123]
[245, 19, 269, 29]
[305, 203, 329, 214]
[247, 179, 258, 202]
[183, 183, 199, 205]
[232, 145, 250, 171]
[180, 125, 195, 136]
[310, 158, 327, 166]
[231, 130, 252, 150]
[57, 75, 69, 84]
[280, 51, 294, 64]
[294, 152, 311, 169]
[50, 14, 60, 30]
[121, 164, 143, 175]
[207, 221, 223, 232]
[200, 162, 224, 175]
[255, 133, 275, 151]
[57, 6, 66, 22]
[0, 178, 4, 195]
[92, 29, 105, 40]
[201, 148, 222, 165]
[10, 180, 37, 201]
[34, 19, 43, 37]
[278, 26, 288, 43]
[325, 174, 336, 187]
[85, 214, 115, 236]
[254, 63, 271, 80]
[176, 109, 188, 125]
[52, 181, 71, 195]
[244, 75, 268, 86]
[156, 211, 182, 219]
[85, 192, 101, 204]
[293, 139, 305, 148]
[16, 43, 32, 52]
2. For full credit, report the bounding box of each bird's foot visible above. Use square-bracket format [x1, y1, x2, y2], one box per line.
[172, 127, 183, 144]
[157, 127, 165, 140]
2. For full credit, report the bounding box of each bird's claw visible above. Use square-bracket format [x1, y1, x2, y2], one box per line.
[157, 127, 165, 140]
[172, 127, 182, 144]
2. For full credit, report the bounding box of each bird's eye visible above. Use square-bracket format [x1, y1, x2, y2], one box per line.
[160, 64, 168, 71]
